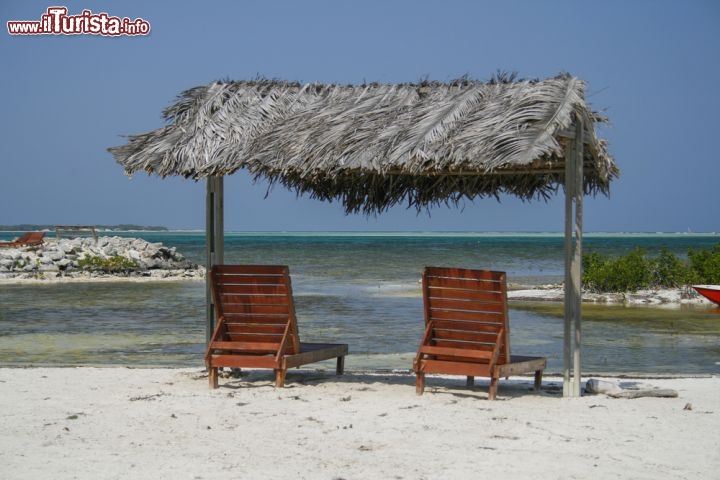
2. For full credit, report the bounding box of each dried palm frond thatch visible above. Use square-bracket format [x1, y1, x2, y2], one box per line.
[108, 74, 617, 214]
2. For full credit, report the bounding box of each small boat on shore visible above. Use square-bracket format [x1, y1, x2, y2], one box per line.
[692, 285, 720, 305]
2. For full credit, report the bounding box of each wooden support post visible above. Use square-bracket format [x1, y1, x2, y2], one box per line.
[415, 372, 425, 395]
[563, 117, 584, 397]
[573, 118, 584, 397]
[534, 369, 543, 391]
[205, 175, 224, 346]
[336, 355, 345, 375]
[563, 140, 574, 396]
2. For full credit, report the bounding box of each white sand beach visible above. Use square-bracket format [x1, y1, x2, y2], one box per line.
[1, 367, 718, 479]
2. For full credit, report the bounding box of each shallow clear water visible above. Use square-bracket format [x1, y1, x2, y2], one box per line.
[1, 232, 718, 374]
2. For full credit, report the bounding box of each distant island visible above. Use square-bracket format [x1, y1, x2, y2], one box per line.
[0, 224, 169, 232]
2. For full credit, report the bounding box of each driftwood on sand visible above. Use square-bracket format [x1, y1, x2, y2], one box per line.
[607, 389, 679, 399]
[586, 378, 679, 398]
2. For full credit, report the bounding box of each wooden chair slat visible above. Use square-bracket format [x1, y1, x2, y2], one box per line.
[222, 316, 291, 326]
[213, 264, 289, 275]
[426, 277, 502, 291]
[419, 345, 495, 360]
[428, 297, 504, 311]
[428, 294, 505, 311]
[429, 338, 499, 351]
[429, 319, 504, 334]
[425, 267, 503, 281]
[209, 341, 280, 352]
[430, 329, 501, 344]
[220, 304, 291, 315]
[225, 324, 288, 335]
[218, 284, 290, 295]
[225, 333, 288, 344]
[219, 294, 291, 305]
[420, 359, 493, 377]
[208, 354, 278, 369]
[429, 309, 504, 322]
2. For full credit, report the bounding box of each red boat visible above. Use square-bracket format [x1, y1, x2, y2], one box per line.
[692, 285, 720, 305]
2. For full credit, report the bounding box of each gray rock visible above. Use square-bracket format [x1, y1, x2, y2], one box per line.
[45, 250, 65, 261]
[0, 258, 14, 268]
[59, 243, 76, 254]
[57, 258, 73, 269]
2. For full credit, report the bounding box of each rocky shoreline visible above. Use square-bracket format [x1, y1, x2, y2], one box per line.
[0, 236, 204, 282]
[508, 284, 714, 306]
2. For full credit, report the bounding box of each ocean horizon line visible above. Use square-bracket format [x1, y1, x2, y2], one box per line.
[126, 229, 720, 237]
[1, 229, 718, 237]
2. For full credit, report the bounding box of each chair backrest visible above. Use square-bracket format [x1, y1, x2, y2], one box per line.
[14, 232, 34, 243]
[211, 265, 300, 354]
[25, 232, 45, 245]
[422, 267, 511, 364]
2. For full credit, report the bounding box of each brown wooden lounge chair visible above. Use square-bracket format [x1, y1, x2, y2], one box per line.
[205, 265, 349, 388]
[414, 267, 546, 400]
[0, 231, 45, 248]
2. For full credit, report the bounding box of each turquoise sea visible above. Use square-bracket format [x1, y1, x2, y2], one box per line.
[1, 232, 719, 374]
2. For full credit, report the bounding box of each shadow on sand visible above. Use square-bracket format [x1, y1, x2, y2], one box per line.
[192, 367, 564, 400]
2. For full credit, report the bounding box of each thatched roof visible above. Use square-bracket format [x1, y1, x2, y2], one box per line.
[109, 74, 617, 213]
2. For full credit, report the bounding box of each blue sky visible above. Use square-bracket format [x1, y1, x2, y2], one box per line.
[1, 0, 718, 232]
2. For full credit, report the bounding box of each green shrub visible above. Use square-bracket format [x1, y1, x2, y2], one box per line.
[687, 244, 720, 284]
[651, 249, 691, 288]
[582, 247, 651, 293]
[583, 243, 720, 293]
[582, 251, 609, 292]
[78, 255, 138, 273]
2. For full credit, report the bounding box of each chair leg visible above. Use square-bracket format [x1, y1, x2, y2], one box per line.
[209, 367, 219, 389]
[275, 368, 286, 388]
[415, 372, 425, 395]
[534, 369, 543, 391]
[488, 376, 499, 400]
[336, 356, 345, 375]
